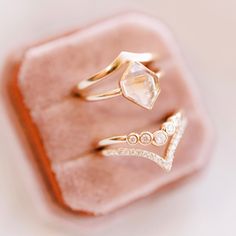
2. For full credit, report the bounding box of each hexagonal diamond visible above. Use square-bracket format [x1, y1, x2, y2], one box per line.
[120, 62, 160, 109]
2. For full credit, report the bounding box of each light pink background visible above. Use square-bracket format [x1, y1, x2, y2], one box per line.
[0, 0, 235, 236]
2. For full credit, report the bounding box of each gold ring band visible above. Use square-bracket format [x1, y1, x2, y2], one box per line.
[74, 51, 163, 110]
[97, 112, 187, 171]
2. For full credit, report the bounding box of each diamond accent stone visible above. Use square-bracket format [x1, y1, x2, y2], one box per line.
[166, 118, 187, 162]
[127, 133, 139, 145]
[153, 130, 168, 146]
[120, 62, 160, 110]
[163, 121, 176, 136]
[139, 132, 153, 145]
[103, 147, 172, 171]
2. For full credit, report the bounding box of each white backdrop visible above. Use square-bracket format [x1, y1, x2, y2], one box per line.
[0, 0, 236, 235]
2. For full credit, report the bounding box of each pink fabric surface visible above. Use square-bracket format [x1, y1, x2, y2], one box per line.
[15, 13, 213, 215]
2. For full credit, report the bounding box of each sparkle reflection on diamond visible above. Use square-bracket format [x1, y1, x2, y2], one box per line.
[139, 132, 152, 145]
[153, 130, 168, 146]
[163, 122, 176, 136]
[120, 62, 160, 109]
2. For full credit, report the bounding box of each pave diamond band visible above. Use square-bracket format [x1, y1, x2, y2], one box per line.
[74, 51, 162, 110]
[97, 112, 187, 171]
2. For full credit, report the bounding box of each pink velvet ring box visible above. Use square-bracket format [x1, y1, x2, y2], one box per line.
[6, 13, 213, 216]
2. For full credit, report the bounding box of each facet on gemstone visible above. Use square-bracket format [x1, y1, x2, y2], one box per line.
[139, 132, 153, 145]
[120, 61, 160, 110]
[153, 130, 168, 146]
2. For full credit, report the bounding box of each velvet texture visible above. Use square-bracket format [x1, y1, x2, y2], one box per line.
[9, 13, 213, 215]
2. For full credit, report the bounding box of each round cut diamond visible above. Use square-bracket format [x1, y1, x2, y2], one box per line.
[127, 133, 139, 145]
[153, 130, 168, 146]
[163, 122, 176, 136]
[139, 132, 153, 145]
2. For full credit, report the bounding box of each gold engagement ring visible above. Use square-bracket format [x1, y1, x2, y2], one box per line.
[74, 51, 163, 110]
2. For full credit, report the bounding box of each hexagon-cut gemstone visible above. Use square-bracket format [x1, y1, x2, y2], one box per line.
[120, 62, 160, 109]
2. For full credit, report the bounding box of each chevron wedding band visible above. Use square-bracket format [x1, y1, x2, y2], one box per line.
[97, 112, 187, 171]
